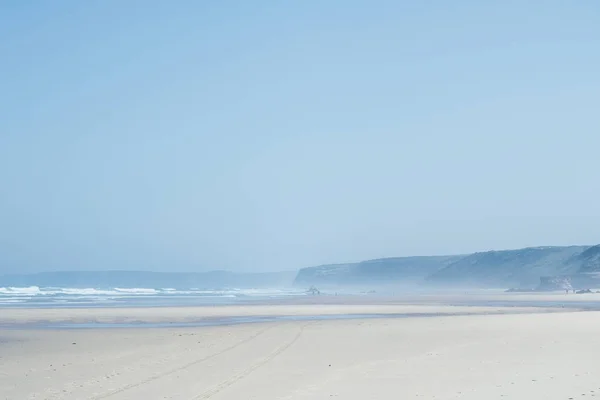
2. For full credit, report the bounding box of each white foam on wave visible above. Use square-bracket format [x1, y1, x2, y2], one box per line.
[0, 286, 306, 307]
[0, 286, 43, 296]
[114, 288, 158, 295]
[60, 288, 118, 296]
[0, 287, 123, 297]
[0, 287, 305, 297]
[0, 298, 27, 303]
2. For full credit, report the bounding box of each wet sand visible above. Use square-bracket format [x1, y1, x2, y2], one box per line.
[0, 302, 551, 327]
[1, 301, 599, 399]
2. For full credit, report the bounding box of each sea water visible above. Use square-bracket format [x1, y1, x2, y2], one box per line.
[0, 286, 307, 308]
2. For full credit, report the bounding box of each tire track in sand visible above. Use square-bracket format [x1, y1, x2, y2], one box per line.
[91, 325, 272, 400]
[192, 323, 307, 399]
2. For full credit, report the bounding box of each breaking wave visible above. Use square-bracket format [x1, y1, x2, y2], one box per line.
[0, 286, 305, 307]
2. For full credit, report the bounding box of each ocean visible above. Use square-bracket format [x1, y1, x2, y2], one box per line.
[0, 286, 307, 308]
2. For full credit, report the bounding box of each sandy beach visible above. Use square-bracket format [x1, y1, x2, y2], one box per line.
[0, 302, 552, 326]
[2, 301, 600, 400]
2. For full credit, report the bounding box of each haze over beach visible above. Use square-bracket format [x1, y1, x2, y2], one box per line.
[1, 1, 600, 399]
[2, 2, 600, 275]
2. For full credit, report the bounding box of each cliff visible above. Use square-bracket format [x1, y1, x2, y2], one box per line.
[293, 256, 461, 287]
[294, 245, 599, 289]
[575, 245, 600, 273]
[426, 246, 589, 287]
[535, 245, 600, 290]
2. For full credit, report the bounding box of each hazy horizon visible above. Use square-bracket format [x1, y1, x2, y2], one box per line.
[2, 1, 599, 274]
[1, 242, 597, 276]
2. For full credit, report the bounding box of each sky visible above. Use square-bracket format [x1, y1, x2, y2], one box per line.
[1, 1, 599, 274]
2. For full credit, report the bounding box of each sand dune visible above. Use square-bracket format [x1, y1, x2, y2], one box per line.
[2, 304, 600, 399]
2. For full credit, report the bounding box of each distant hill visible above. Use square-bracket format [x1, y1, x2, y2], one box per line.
[294, 256, 462, 287]
[6, 245, 599, 290]
[294, 245, 599, 289]
[426, 246, 590, 287]
[0, 270, 297, 289]
[576, 245, 600, 273]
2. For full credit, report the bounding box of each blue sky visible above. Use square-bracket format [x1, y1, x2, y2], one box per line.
[1, 1, 599, 273]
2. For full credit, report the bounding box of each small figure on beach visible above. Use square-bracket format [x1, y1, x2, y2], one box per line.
[307, 286, 321, 295]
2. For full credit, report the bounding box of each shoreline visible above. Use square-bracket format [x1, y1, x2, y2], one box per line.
[4, 286, 600, 308]
[3, 292, 584, 336]
[0, 298, 573, 327]
[1, 308, 570, 330]
[3, 291, 600, 326]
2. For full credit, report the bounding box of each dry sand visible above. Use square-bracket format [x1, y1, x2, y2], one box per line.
[1, 304, 599, 399]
